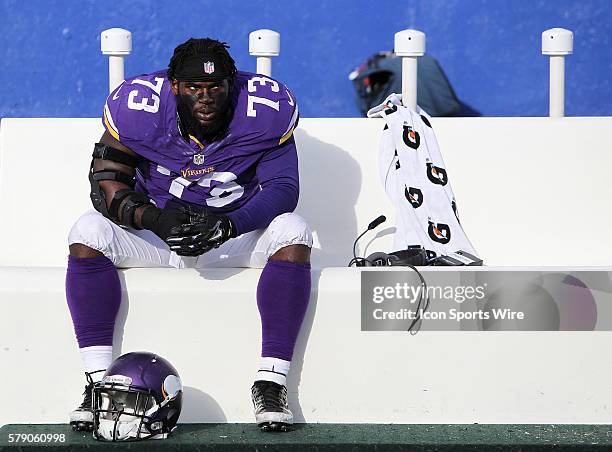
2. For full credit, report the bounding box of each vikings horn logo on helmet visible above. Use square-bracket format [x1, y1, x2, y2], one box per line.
[161, 375, 183, 400]
[428, 221, 451, 244]
[405, 186, 423, 208]
[402, 125, 420, 150]
[426, 163, 448, 186]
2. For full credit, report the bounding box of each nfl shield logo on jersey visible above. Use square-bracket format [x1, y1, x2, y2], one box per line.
[193, 154, 205, 165]
[203, 61, 215, 74]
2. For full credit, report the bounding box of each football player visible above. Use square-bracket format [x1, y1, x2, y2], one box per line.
[66, 38, 312, 434]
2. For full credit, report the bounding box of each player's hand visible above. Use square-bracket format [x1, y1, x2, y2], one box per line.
[165, 211, 235, 256]
[140, 206, 191, 242]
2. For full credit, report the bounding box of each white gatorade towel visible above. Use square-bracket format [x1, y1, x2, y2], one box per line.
[367, 94, 479, 260]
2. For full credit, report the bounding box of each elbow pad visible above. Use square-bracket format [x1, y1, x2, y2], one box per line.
[89, 143, 150, 228]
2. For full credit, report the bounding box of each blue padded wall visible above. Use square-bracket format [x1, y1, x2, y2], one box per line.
[1, 0, 610, 118]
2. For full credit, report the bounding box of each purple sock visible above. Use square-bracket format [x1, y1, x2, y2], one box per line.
[66, 255, 121, 348]
[256, 260, 311, 361]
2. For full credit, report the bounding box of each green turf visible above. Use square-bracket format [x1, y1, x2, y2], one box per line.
[1, 424, 612, 451]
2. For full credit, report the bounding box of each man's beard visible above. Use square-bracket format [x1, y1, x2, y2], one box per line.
[176, 94, 230, 142]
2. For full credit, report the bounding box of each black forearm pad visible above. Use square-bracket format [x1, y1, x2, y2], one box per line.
[140, 205, 162, 231]
[109, 189, 152, 229]
[89, 156, 137, 220]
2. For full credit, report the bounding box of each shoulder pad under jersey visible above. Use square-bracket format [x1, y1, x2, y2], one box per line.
[230, 71, 299, 148]
[102, 70, 175, 146]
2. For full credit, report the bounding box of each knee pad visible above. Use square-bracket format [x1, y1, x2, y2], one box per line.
[267, 213, 313, 253]
[68, 210, 116, 254]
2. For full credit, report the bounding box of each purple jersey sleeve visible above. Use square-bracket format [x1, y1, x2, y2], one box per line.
[226, 135, 299, 234]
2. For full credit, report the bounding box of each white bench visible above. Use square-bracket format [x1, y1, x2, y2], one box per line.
[2, 116, 612, 426]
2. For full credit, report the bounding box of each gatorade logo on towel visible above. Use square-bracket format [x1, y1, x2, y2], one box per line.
[426, 163, 448, 186]
[405, 186, 423, 208]
[402, 125, 420, 149]
[428, 221, 451, 244]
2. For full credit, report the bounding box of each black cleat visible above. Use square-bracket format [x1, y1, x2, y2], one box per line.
[69, 371, 103, 432]
[251, 380, 293, 432]
[259, 422, 292, 432]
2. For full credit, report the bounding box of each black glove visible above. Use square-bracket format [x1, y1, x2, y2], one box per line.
[165, 211, 236, 257]
[140, 206, 191, 242]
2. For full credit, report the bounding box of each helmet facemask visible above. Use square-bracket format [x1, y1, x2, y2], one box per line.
[92, 380, 181, 441]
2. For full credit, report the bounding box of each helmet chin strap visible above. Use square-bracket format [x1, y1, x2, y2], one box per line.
[98, 417, 146, 441]
[144, 391, 175, 417]
[97, 400, 172, 440]
[144, 401, 162, 417]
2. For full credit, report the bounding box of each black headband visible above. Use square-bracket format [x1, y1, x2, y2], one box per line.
[172, 54, 234, 81]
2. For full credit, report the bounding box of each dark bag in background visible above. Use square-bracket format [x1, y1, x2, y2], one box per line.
[349, 51, 475, 117]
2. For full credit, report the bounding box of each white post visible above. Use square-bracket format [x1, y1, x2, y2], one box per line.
[542, 28, 573, 118]
[257, 57, 272, 77]
[394, 29, 426, 110]
[101, 28, 132, 93]
[249, 29, 280, 77]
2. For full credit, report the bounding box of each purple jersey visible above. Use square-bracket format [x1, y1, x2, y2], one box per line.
[102, 70, 300, 233]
